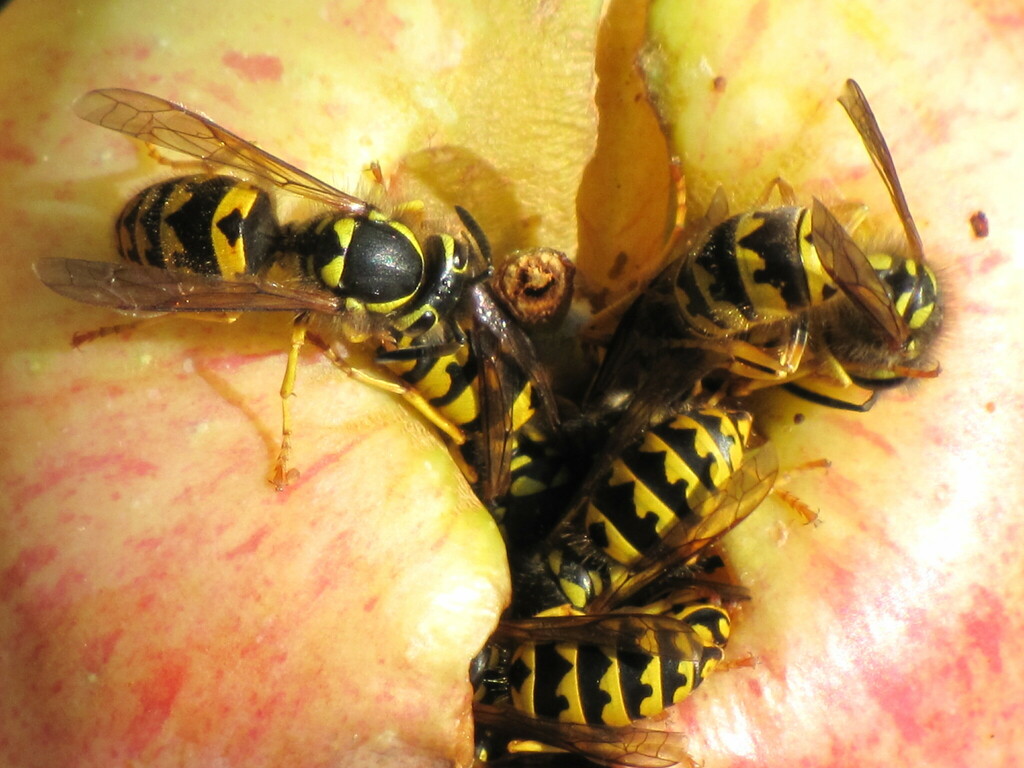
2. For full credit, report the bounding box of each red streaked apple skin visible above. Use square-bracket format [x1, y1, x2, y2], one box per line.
[0, 1, 598, 767]
[2, 1, 1024, 768]
[629, 2, 1024, 767]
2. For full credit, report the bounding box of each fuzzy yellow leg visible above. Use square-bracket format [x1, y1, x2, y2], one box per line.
[683, 332, 806, 382]
[345, 364, 468, 445]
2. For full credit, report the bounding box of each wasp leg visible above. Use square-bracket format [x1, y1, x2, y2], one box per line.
[305, 332, 469, 446]
[584, 178, 731, 346]
[391, 198, 426, 221]
[717, 652, 759, 672]
[71, 316, 163, 347]
[657, 157, 689, 260]
[688, 185, 731, 239]
[780, 348, 878, 411]
[580, 289, 646, 345]
[829, 199, 870, 233]
[717, 316, 810, 387]
[143, 143, 215, 173]
[783, 379, 878, 412]
[361, 160, 427, 222]
[270, 318, 308, 490]
[373, 338, 463, 362]
[343, 362, 468, 445]
[771, 457, 832, 525]
[757, 176, 799, 206]
[692, 336, 801, 381]
[582, 163, 696, 345]
[363, 160, 386, 188]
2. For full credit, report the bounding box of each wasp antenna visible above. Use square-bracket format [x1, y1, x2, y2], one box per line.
[454, 205, 493, 269]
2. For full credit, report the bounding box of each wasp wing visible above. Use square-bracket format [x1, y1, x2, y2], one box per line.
[588, 441, 779, 613]
[811, 199, 910, 350]
[584, 275, 676, 413]
[560, 346, 720, 540]
[584, 187, 730, 413]
[472, 335, 516, 503]
[838, 79, 926, 264]
[35, 257, 343, 314]
[470, 284, 560, 431]
[474, 703, 694, 768]
[74, 88, 373, 215]
[468, 283, 561, 503]
[471, 752, 604, 768]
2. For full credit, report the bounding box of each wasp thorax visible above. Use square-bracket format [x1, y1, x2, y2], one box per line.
[406, 233, 474, 330]
[292, 212, 426, 312]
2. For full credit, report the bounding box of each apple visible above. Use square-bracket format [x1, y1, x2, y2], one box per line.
[1, 2, 1021, 768]
[631, 3, 1024, 768]
[0, 2, 598, 767]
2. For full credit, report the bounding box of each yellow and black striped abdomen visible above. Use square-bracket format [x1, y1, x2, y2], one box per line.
[643, 593, 731, 657]
[381, 342, 482, 438]
[507, 618, 715, 727]
[116, 174, 278, 277]
[584, 407, 752, 568]
[494, 429, 574, 551]
[488, 372, 573, 549]
[674, 206, 834, 337]
[378, 334, 570, 551]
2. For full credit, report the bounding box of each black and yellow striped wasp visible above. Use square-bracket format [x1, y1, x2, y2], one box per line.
[378, 275, 572, 541]
[473, 586, 734, 768]
[513, 392, 777, 618]
[473, 79, 943, 767]
[587, 79, 942, 416]
[470, 79, 943, 768]
[472, 365, 780, 767]
[34, 88, 557, 501]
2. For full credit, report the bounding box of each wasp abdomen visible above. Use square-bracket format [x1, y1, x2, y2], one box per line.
[495, 431, 575, 550]
[508, 618, 719, 727]
[675, 206, 835, 336]
[384, 343, 481, 433]
[116, 174, 278, 277]
[584, 408, 752, 568]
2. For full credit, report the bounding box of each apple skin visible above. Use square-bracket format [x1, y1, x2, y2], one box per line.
[1, 3, 1023, 768]
[0, 1, 599, 767]
[583, 7, 1024, 767]
[620, 2, 1024, 767]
